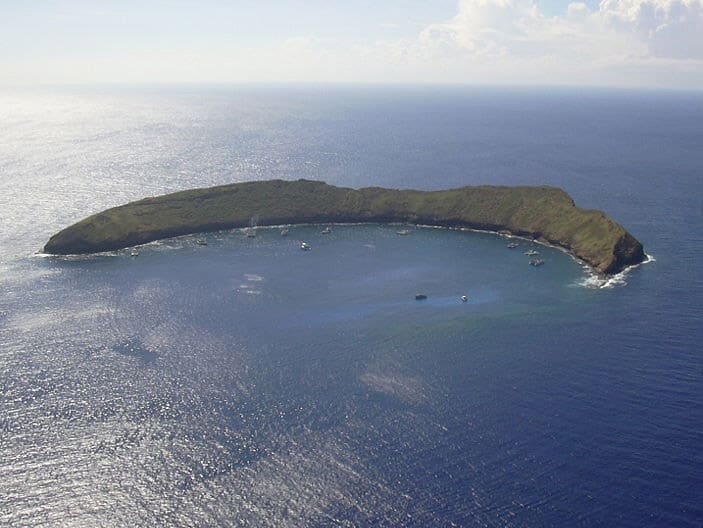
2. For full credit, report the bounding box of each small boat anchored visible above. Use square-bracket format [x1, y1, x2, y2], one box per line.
[280, 228, 289, 236]
[506, 242, 519, 249]
[300, 241, 311, 251]
[529, 259, 545, 267]
[321, 227, 332, 234]
[245, 216, 258, 238]
[415, 293, 428, 300]
[524, 249, 540, 256]
[130, 249, 139, 257]
[396, 229, 411, 236]
[461, 295, 468, 302]
[196, 239, 207, 246]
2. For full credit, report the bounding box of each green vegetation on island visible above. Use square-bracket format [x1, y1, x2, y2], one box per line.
[43, 179, 645, 274]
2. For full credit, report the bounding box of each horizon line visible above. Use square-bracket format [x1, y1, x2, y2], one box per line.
[2, 80, 702, 95]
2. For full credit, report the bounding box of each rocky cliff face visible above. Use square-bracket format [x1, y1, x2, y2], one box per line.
[43, 179, 645, 275]
[606, 232, 646, 274]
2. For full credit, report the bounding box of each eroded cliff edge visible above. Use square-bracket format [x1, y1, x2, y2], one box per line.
[43, 179, 645, 274]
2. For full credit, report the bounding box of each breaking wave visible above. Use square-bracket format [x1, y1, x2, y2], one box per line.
[576, 254, 655, 289]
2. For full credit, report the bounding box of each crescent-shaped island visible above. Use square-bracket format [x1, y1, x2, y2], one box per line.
[43, 179, 645, 274]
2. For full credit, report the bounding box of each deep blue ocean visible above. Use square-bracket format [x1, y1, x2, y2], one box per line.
[1, 85, 702, 527]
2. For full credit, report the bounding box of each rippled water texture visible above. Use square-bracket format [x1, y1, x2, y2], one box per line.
[1, 86, 702, 527]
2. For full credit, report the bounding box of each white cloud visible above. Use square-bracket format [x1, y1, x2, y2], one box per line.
[600, 0, 703, 58]
[1, 0, 701, 88]
[294, 0, 697, 88]
[418, 0, 694, 60]
[402, 0, 703, 81]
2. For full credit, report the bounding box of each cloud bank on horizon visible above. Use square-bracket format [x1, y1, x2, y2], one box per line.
[2, 0, 702, 89]
[404, 0, 703, 86]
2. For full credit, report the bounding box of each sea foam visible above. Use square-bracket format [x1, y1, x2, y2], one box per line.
[576, 254, 655, 289]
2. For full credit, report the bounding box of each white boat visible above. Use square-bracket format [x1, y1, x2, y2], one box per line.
[461, 295, 468, 302]
[321, 227, 332, 234]
[196, 239, 207, 246]
[396, 229, 411, 235]
[130, 249, 139, 257]
[300, 241, 311, 251]
[524, 249, 540, 256]
[281, 228, 289, 236]
[507, 242, 519, 249]
[246, 216, 258, 238]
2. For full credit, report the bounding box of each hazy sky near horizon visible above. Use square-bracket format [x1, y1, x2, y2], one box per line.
[1, 0, 702, 89]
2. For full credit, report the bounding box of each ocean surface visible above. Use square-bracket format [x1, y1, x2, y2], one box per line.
[1, 85, 702, 527]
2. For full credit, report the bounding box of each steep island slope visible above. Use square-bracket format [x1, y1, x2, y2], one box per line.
[43, 179, 645, 274]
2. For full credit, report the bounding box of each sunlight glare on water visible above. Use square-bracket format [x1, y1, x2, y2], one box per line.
[1, 86, 701, 527]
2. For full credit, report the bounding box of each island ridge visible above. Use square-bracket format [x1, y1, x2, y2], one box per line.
[43, 179, 645, 274]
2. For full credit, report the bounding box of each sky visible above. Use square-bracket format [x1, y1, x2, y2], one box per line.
[1, 0, 702, 89]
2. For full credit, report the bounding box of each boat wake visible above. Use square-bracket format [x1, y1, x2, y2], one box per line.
[576, 254, 655, 289]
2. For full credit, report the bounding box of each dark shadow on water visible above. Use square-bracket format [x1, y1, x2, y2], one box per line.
[112, 338, 158, 363]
